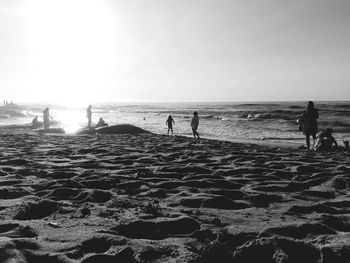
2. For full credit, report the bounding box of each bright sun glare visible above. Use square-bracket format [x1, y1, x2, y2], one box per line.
[54, 108, 85, 133]
[24, 0, 116, 106]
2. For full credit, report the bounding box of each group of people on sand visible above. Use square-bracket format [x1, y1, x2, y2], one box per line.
[168, 101, 348, 151]
[31, 108, 50, 129]
[298, 101, 348, 151]
[31, 105, 108, 130]
[86, 105, 108, 129]
[91, 106, 199, 137]
[166, 111, 200, 139]
[30, 102, 347, 151]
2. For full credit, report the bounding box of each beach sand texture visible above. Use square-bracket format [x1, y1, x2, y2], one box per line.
[0, 132, 350, 262]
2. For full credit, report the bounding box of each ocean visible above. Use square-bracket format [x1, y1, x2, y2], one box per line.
[1, 101, 350, 145]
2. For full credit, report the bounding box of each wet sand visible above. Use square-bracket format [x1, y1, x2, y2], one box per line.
[0, 132, 350, 262]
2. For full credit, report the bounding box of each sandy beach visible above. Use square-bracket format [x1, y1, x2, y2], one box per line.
[0, 131, 350, 262]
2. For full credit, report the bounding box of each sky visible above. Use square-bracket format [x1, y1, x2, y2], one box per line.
[0, 0, 349, 104]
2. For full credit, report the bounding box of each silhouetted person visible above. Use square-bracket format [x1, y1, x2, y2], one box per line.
[166, 115, 175, 135]
[314, 128, 338, 151]
[96, 117, 108, 128]
[86, 105, 92, 128]
[299, 101, 319, 150]
[43, 108, 50, 130]
[32, 116, 40, 129]
[191, 111, 200, 139]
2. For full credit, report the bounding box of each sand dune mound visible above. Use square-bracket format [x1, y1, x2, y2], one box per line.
[96, 124, 150, 134]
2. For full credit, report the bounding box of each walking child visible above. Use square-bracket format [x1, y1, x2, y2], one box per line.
[166, 115, 175, 135]
[191, 111, 200, 139]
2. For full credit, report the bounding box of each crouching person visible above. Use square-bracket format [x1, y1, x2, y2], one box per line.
[314, 128, 338, 151]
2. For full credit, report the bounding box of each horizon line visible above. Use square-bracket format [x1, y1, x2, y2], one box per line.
[10, 99, 350, 105]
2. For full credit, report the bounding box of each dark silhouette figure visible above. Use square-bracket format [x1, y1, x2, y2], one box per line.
[96, 117, 108, 128]
[299, 101, 319, 150]
[43, 108, 50, 130]
[32, 116, 40, 129]
[191, 111, 200, 139]
[314, 128, 338, 151]
[166, 115, 175, 135]
[86, 105, 92, 128]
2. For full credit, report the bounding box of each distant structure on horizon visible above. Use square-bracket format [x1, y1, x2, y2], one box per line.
[2, 100, 17, 108]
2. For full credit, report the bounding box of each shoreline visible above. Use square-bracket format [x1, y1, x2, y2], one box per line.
[0, 126, 303, 150]
[200, 134, 302, 149]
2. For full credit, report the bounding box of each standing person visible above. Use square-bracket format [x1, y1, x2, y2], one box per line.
[86, 105, 92, 128]
[166, 115, 175, 135]
[191, 111, 200, 140]
[43, 108, 50, 130]
[300, 101, 319, 150]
